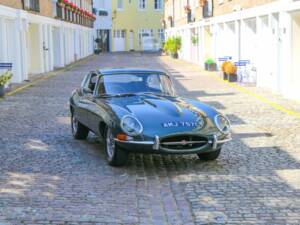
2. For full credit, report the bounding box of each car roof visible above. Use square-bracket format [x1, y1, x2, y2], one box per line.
[98, 68, 167, 75]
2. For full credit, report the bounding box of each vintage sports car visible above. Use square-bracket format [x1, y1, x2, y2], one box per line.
[70, 69, 231, 166]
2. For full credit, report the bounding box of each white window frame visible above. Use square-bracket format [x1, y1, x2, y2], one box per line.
[117, 0, 123, 10]
[157, 29, 165, 42]
[154, 0, 163, 10]
[138, 0, 146, 10]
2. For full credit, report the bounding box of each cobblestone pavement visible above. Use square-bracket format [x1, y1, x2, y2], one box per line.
[0, 53, 299, 225]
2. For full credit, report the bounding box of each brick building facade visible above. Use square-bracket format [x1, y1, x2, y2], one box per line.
[164, 0, 300, 100]
[0, 0, 94, 83]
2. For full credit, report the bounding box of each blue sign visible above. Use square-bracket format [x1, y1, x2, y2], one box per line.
[0, 63, 13, 70]
[218, 58, 228, 62]
[218, 56, 232, 61]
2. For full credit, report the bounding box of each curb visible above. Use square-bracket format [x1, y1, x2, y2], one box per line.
[1, 55, 95, 99]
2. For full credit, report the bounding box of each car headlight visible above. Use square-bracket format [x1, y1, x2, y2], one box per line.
[120, 115, 143, 136]
[214, 114, 231, 134]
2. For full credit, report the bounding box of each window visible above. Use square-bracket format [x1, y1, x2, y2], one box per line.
[114, 30, 125, 38]
[24, 0, 40, 12]
[139, 0, 145, 9]
[82, 72, 98, 94]
[158, 29, 165, 42]
[117, 0, 123, 10]
[97, 74, 175, 96]
[99, 10, 108, 16]
[154, 0, 162, 10]
[203, 0, 213, 18]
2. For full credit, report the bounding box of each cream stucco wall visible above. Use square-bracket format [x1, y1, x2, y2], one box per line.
[291, 12, 300, 97]
[112, 0, 163, 51]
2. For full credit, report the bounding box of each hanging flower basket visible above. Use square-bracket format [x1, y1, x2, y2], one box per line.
[184, 5, 191, 14]
[200, 0, 206, 7]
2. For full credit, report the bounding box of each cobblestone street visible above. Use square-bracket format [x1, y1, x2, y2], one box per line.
[0, 53, 299, 225]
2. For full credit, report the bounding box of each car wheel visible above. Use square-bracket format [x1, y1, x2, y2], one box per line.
[105, 127, 128, 167]
[197, 148, 221, 161]
[71, 114, 89, 140]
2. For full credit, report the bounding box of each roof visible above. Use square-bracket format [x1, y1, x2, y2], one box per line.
[98, 68, 167, 75]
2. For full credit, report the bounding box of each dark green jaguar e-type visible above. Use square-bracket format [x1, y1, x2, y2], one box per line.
[70, 68, 231, 166]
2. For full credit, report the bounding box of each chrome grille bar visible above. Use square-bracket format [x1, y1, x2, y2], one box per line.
[161, 140, 207, 146]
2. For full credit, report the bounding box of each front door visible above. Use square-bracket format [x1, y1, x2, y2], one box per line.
[129, 31, 134, 51]
[114, 30, 126, 51]
[97, 29, 110, 52]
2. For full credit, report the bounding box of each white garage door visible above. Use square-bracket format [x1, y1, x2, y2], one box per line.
[142, 35, 155, 51]
[114, 30, 125, 52]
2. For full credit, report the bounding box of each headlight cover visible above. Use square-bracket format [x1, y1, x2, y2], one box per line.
[214, 114, 231, 134]
[120, 115, 143, 136]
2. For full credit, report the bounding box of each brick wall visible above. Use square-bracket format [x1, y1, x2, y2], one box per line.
[0, 0, 53, 17]
[214, 0, 277, 16]
[164, 0, 278, 29]
[0, 0, 22, 9]
[38, 0, 53, 18]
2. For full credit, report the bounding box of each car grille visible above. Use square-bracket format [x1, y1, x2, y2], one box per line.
[160, 135, 208, 150]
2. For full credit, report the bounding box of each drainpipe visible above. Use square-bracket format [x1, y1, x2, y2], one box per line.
[172, 0, 175, 27]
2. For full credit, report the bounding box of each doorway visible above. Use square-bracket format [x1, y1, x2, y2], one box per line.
[129, 31, 134, 51]
[97, 29, 110, 52]
[27, 23, 43, 75]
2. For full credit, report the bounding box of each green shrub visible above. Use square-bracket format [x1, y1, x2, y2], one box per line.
[0, 71, 13, 86]
[205, 58, 216, 65]
[163, 36, 182, 55]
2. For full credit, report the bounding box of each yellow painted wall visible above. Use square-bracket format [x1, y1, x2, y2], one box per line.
[27, 24, 42, 74]
[112, 0, 164, 51]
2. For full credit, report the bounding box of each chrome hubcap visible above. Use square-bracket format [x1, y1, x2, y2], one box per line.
[106, 128, 115, 159]
[72, 115, 78, 133]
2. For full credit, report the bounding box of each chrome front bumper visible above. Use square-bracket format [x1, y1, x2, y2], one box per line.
[115, 134, 232, 152]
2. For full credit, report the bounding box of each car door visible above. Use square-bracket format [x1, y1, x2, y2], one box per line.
[85, 75, 112, 135]
[83, 73, 104, 133]
[73, 73, 92, 127]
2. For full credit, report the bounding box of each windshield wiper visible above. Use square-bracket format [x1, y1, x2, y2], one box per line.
[139, 92, 175, 97]
[97, 93, 137, 98]
[112, 93, 138, 97]
[97, 92, 175, 98]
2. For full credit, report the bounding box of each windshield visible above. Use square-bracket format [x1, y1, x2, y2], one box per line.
[97, 73, 176, 96]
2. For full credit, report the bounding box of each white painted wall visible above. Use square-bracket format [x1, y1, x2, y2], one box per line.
[0, 4, 94, 83]
[290, 12, 300, 99]
[93, 0, 112, 30]
[165, 0, 300, 100]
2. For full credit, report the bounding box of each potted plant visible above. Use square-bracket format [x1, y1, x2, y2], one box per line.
[221, 61, 230, 80]
[0, 71, 13, 97]
[163, 38, 171, 55]
[163, 36, 182, 59]
[94, 38, 101, 55]
[204, 58, 217, 71]
[191, 35, 198, 45]
[172, 36, 181, 58]
[224, 62, 238, 82]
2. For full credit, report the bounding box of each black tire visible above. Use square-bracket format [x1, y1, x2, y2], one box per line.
[104, 127, 128, 167]
[71, 114, 89, 140]
[197, 149, 221, 161]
